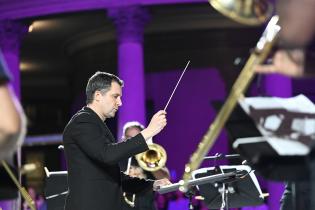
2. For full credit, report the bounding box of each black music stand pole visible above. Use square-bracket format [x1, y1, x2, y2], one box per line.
[219, 181, 242, 210]
[222, 183, 228, 210]
[225, 184, 229, 210]
[184, 187, 197, 210]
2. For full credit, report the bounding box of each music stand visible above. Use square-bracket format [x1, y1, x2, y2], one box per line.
[233, 136, 310, 181]
[157, 172, 237, 194]
[192, 165, 264, 209]
[232, 95, 315, 210]
[44, 167, 68, 210]
[219, 98, 311, 182]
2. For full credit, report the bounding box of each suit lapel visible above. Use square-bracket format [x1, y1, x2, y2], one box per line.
[103, 124, 116, 143]
[82, 107, 117, 143]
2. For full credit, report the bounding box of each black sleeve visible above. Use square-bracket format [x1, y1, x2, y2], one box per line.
[0, 50, 12, 84]
[119, 158, 129, 172]
[121, 172, 154, 194]
[70, 113, 149, 165]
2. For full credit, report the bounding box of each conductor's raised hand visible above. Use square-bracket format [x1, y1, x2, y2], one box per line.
[141, 110, 167, 140]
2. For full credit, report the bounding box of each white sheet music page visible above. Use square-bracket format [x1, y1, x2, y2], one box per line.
[238, 94, 315, 155]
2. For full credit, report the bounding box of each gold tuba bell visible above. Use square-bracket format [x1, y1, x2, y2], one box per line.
[135, 143, 167, 172]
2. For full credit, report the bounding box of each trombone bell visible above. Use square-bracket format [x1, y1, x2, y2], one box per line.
[209, 0, 274, 25]
[136, 143, 167, 172]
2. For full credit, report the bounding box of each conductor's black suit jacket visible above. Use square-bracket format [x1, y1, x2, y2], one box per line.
[63, 107, 152, 210]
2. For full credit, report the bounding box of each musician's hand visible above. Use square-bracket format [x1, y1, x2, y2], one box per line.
[254, 49, 305, 77]
[153, 178, 172, 191]
[141, 110, 167, 140]
[128, 166, 146, 179]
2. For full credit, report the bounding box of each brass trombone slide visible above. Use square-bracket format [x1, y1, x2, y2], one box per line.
[1, 160, 36, 210]
[179, 15, 281, 192]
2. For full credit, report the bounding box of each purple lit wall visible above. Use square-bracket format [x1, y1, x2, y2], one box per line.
[146, 68, 229, 181]
[264, 74, 292, 98]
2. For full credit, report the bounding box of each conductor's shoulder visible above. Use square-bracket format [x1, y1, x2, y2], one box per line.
[72, 109, 94, 122]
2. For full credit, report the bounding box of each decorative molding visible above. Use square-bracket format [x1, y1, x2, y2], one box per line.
[108, 6, 150, 43]
[0, 0, 110, 20]
[0, 0, 205, 20]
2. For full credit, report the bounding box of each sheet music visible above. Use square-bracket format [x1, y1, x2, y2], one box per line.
[237, 94, 315, 155]
[233, 136, 310, 156]
[239, 94, 315, 114]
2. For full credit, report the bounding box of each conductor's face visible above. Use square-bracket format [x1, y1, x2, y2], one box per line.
[98, 81, 122, 119]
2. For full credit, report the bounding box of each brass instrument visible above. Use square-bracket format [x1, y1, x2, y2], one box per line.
[209, 0, 273, 25]
[123, 192, 136, 207]
[136, 143, 167, 172]
[123, 142, 167, 207]
[2, 160, 36, 210]
[180, 0, 280, 192]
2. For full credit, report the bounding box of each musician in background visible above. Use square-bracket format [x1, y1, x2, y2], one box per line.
[120, 121, 170, 210]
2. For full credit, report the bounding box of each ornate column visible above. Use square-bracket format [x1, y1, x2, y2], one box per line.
[264, 74, 291, 210]
[108, 6, 150, 139]
[0, 20, 27, 210]
[0, 20, 27, 99]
